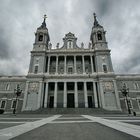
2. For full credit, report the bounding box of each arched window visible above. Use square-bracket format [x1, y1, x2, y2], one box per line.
[38, 34, 43, 41]
[97, 32, 102, 40]
[0, 100, 6, 109]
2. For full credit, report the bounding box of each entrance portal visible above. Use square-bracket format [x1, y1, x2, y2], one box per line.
[88, 96, 93, 108]
[49, 96, 54, 108]
[67, 93, 75, 108]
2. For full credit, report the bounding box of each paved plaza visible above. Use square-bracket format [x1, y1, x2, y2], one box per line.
[0, 114, 140, 140]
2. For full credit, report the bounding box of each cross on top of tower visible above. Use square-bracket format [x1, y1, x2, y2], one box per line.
[41, 14, 47, 28]
[93, 13, 96, 21]
[43, 14, 47, 21]
[93, 13, 102, 28]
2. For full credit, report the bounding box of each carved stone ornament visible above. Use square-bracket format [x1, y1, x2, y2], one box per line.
[104, 82, 113, 91]
[28, 82, 39, 92]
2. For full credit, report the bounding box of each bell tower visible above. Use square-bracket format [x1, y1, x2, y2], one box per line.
[33, 15, 50, 51]
[28, 15, 50, 74]
[90, 13, 114, 73]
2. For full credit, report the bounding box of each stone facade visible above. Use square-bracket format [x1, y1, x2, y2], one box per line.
[0, 14, 140, 113]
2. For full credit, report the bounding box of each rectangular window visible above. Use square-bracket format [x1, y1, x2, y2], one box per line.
[68, 67, 73, 74]
[11, 100, 17, 109]
[58, 84, 64, 90]
[0, 100, 6, 109]
[34, 65, 38, 74]
[78, 83, 83, 90]
[85, 67, 89, 73]
[103, 64, 107, 73]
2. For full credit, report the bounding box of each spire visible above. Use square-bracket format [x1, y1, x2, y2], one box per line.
[93, 13, 102, 28]
[41, 14, 47, 28]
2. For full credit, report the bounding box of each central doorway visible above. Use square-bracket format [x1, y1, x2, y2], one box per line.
[67, 93, 75, 108]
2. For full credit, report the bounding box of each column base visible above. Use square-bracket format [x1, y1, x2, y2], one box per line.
[94, 103, 98, 108]
[85, 103, 88, 108]
[63, 103, 67, 108]
[75, 103, 78, 108]
[54, 103, 57, 108]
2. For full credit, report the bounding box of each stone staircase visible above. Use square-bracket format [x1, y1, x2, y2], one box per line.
[22, 108, 124, 115]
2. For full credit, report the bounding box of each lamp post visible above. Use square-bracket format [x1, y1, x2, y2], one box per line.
[13, 84, 22, 114]
[121, 84, 131, 114]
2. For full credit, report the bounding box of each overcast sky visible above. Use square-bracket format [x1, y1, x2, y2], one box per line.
[0, 0, 140, 75]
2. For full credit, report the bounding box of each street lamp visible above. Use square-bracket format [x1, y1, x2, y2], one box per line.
[13, 84, 22, 114]
[121, 83, 131, 114]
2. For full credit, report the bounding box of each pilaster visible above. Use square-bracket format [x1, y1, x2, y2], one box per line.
[44, 82, 49, 108]
[113, 80, 121, 110]
[37, 81, 43, 109]
[22, 81, 29, 111]
[99, 81, 105, 108]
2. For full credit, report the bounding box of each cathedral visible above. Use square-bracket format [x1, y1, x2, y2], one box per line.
[0, 14, 140, 113]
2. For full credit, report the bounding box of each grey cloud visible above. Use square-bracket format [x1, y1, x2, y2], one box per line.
[0, 28, 11, 59]
[0, 0, 140, 75]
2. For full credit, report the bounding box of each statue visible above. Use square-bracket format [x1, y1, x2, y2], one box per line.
[88, 42, 91, 49]
[48, 43, 52, 49]
[81, 42, 84, 48]
[56, 43, 59, 49]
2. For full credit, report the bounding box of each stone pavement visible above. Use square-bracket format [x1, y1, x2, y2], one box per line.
[0, 114, 140, 140]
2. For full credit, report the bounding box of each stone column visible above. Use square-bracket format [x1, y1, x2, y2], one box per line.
[82, 55, 85, 74]
[113, 80, 121, 110]
[56, 56, 58, 74]
[64, 56, 66, 74]
[37, 81, 43, 109]
[84, 82, 88, 107]
[99, 81, 105, 108]
[75, 82, 78, 108]
[63, 82, 67, 107]
[90, 55, 94, 73]
[54, 82, 58, 108]
[74, 56, 77, 74]
[47, 56, 50, 74]
[44, 82, 49, 108]
[22, 81, 29, 111]
[93, 82, 98, 108]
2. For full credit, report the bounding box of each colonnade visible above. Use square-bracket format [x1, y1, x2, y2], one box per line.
[46, 55, 95, 74]
[43, 81, 99, 108]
